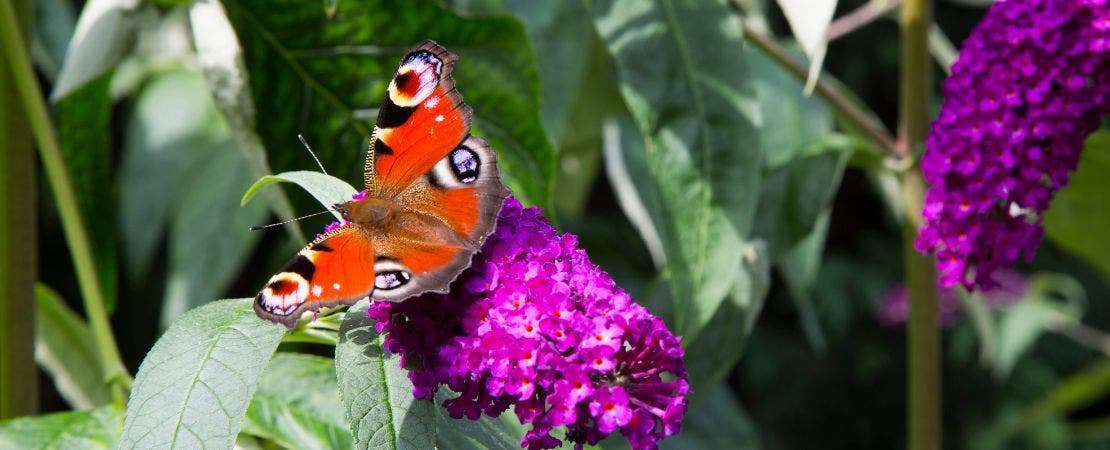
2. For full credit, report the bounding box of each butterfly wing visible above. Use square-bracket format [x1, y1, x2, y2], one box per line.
[254, 225, 376, 328]
[364, 41, 508, 301]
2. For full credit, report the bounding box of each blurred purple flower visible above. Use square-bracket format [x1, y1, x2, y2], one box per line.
[915, 0, 1110, 290]
[367, 197, 689, 450]
[878, 270, 1028, 328]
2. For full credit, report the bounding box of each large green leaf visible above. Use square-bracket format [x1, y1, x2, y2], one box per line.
[162, 137, 269, 325]
[336, 300, 436, 450]
[682, 241, 770, 394]
[33, 284, 111, 410]
[0, 405, 123, 449]
[118, 69, 227, 279]
[243, 353, 352, 449]
[752, 138, 850, 260]
[31, 0, 76, 80]
[221, 0, 555, 208]
[1044, 131, 1110, 279]
[589, 0, 763, 340]
[749, 43, 833, 169]
[120, 298, 285, 449]
[55, 70, 118, 313]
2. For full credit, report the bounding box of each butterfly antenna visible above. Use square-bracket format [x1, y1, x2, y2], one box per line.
[298, 134, 329, 175]
[249, 210, 335, 231]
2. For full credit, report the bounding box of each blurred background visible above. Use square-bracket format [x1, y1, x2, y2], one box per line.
[7, 0, 1110, 448]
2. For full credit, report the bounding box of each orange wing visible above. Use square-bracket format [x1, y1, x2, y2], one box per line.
[366, 40, 471, 192]
[254, 225, 376, 328]
[356, 42, 509, 302]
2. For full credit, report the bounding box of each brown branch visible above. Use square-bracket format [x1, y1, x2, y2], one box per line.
[828, 0, 903, 42]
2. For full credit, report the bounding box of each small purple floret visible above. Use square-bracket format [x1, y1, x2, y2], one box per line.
[366, 197, 689, 450]
[916, 0, 1110, 290]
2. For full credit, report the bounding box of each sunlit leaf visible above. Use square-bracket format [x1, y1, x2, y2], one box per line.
[242, 353, 352, 449]
[0, 405, 122, 449]
[335, 300, 436, 450]
[120, 299, 285, 449]
[241, 171, 358, 222]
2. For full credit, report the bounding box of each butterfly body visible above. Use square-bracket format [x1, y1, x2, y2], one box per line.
[255, 41, 508, 328]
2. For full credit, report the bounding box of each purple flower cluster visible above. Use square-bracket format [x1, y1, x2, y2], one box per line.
[877, 270, 1027, 328]
[916, 0, 1110, 290]
[366, 198, 688, 450]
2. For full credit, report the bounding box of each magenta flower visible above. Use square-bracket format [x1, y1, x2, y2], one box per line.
[366, 197, 689, 450]
[916, 0, 1110, 290]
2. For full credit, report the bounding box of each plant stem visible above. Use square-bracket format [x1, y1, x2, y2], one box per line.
[0, 0, 37, 419]
[899, 0, 940, 449]
[0, 0, 131, 406]
[740, 19, 901, 155]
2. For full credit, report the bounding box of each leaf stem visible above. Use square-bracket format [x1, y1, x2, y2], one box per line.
[899, 0, 940, 449]
[739, 19, 901, 156]
[0, 0, 131, 406]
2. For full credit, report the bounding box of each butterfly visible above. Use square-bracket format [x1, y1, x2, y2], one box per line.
[254, 40, 509, 328]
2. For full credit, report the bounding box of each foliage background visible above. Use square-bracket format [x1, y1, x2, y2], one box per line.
[3, 0, 1110, 449]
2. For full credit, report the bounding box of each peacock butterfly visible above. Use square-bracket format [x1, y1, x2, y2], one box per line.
[254, 40, 509, 328]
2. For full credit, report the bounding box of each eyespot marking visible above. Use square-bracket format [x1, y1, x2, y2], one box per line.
[375, 271, 411, 290]
[450, 147, 479, 183]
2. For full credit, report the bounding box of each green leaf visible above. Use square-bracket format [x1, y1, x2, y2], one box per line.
[120, 298, 285, 449]
[118, 69, 228, 279]
[161, 136, 269, 325]
[336, 300, 436, 450]
[749, 42, 833, 168]
[241, 171, 358, 222]
[189, 0, 306, 242]
[752, 138, 850, 260]
[505, 1, 614, 215]
[242, 353, 352, 449]
[434, 390, 523, 450]
[683, 241, 770, 394]
[779, 211, 832, 352]
[33, 284, 110, 410]
[50, 0, 140, 100]
[54, 70, 118, 313]
[0, 405, 123, 449]
[661, 385, 760, 449]
[221, 0, 556, 208]
[1044, 131, 1110, 279]
[590, 0, 762, 340]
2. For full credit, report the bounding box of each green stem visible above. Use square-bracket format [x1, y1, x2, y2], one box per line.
[0, 0, 131, 406]
[899, 0, 940, 449]
[0, 0, 38, 419]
